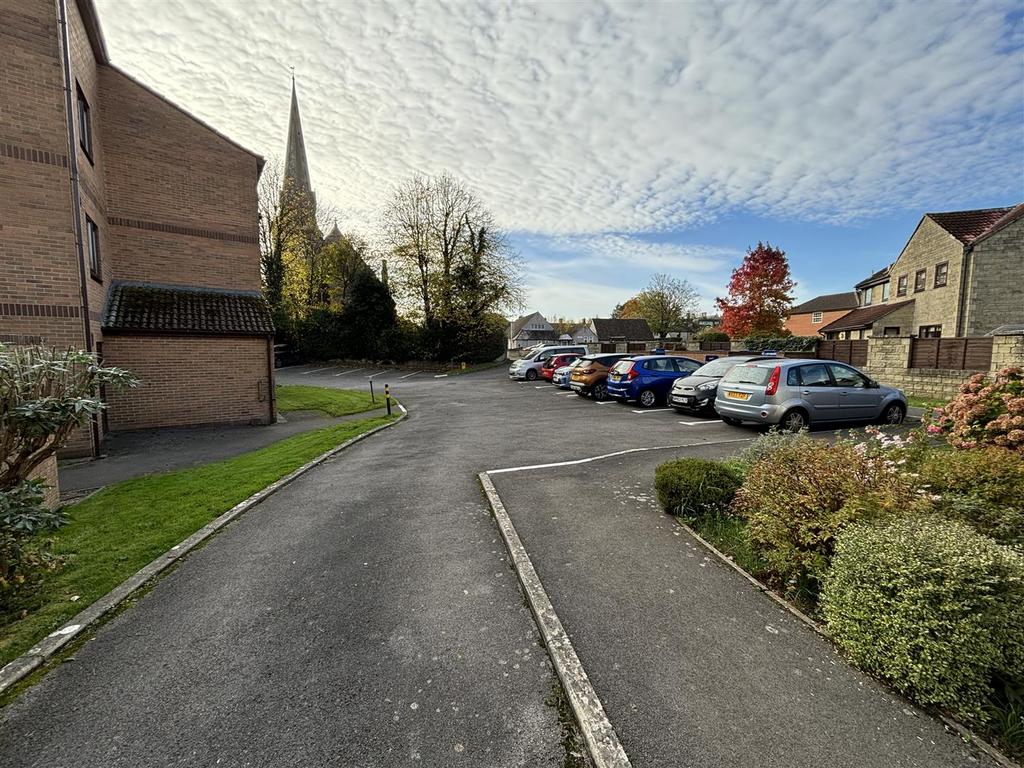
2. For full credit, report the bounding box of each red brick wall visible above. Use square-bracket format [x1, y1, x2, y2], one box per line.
[31, 453, 61, 510]
[784, 309, 852, 338]
[102, 335, 274, 430]
[98, 68, 262, 292]
[0, 0, 86, 349]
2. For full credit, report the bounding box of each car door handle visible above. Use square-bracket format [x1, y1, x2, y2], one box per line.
[801, 389, 811, 395]
[839, 391, 848, 396]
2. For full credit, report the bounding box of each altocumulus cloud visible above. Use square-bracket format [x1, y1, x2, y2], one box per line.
[95, 0, 1022, 313]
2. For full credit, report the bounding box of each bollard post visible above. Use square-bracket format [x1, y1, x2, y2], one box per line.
[385, 383, 392, 416]
[370, 380, 375, 404]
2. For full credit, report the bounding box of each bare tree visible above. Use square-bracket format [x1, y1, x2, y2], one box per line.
[381, 173, 523, 326]
[257, 157, 336, 318]
[637, 273, 700, 341]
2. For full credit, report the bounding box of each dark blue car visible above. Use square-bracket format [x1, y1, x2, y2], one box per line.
[606, 355, 702, 407]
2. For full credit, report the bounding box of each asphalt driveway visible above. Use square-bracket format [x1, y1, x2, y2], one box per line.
[0, 366, 994, 767]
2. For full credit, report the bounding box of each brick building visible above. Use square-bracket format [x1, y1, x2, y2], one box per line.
[1, 0, 274, 458]
[783, 291, 857, 337]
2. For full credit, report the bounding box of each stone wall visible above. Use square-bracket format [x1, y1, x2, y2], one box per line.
[963, 218, 1024, 336]
[863, 335, 1024, 400]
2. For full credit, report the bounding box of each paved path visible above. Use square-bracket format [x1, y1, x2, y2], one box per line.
[1, 367, 995, 767]
[59, 408, 388, 494]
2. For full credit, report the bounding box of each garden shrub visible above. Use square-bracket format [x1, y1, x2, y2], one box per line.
[692, 328, 729, 343]
[822, 514, 1024, 724]
[928, 367, 1024, 453]
[0, 480, 66, 609]
[654, 458, 742, 520]
[733, 435, 926, 591]
[740, 335, 817, 352]
[919, 446, 1024, 547]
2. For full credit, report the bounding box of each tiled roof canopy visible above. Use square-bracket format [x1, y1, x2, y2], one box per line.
[927, 206, 1015, 245]
[789, 292, 858, 314]
[818, 300, 914, 334]
[103, 283, 274, 336]
[591, 318, 654, 340]
[854, 265, 892, 289]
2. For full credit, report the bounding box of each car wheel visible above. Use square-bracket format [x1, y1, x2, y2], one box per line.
[780, 408, 808, 432]
[720, 415, 743, 426]
[525, 369, 538, 381]
[638, 389, 658, 408]
[880, 402, 906, 425]
[592, 383, 608, 401]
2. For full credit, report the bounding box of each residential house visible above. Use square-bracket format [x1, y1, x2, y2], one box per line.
[1, 0, 273, 460]
[589, 318, 654, 351]
[693, 312, 722, 330]
[821, 205, 1023, 340]
[570, 323, 598, 344]
[508, 311, 557, 349]
[784, 292, 858, 337]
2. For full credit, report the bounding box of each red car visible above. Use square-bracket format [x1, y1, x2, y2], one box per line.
[540, 353, 579, 381]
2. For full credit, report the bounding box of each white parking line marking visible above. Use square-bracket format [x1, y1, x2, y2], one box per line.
[334, 367, 366, 376]
[594, 400, 615, 405]
[399, 370, 422, 379]
[678, 420, 716, 425]
[367, 371, 387, 379]
[534, 385, 548, 389]
[434, 374, 448, 378]
[565, 393, 577, 398]
[630, 408, 673, 414]
[302, 366, 334, 375]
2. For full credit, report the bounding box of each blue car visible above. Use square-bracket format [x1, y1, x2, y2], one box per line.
[606, 355, 703, 407]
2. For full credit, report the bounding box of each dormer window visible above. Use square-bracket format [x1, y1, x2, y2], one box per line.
[862, 288, 872, 306]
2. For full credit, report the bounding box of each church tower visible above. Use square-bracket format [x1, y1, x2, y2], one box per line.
[283, 76, 316, 211]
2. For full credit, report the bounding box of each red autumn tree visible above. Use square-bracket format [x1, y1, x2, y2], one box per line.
[715, 242, 795, 338]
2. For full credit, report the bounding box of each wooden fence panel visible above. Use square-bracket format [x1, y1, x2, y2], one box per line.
[699, 341, 731, 351]
[910, 337, 992, 370]
[814, 340, 868, 366]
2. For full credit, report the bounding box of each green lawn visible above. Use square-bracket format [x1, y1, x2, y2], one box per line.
[905, 394, 948, 410]
[276, 384, 378, 416]
[0, 414, 394, 669]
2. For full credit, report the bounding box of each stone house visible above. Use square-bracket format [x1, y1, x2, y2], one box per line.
[508, 312, 557, 349]
[821, 205, 1023, 340]
[589, 318, 654, 351]
[1, 0, 274, 461]
[784, 292, 858, 337]
[570, 323, 598, 344]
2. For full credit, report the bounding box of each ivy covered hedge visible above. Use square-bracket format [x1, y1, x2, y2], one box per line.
[739, 335, 819, 352]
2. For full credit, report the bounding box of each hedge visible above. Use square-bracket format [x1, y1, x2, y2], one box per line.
[822, 514, 1024, 724]
[654, 458, 742, 519]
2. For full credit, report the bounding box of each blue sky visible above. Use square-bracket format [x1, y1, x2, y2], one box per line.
[95, 0, 1024, 319]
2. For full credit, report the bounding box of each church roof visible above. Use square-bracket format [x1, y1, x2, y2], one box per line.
[284, 78, 314, 203]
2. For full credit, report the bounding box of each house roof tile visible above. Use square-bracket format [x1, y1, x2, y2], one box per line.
[103, 282, 274, 336]
[789, 292, 858, 314]
[818, 299, 914, 334]
[927, 206, 1017, 245]
[854, 265, 892, 289]
[591, 318, 654, 341]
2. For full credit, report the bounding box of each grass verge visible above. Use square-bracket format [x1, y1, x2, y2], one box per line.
[905, 395, 948, 410]
[684, 513, 769, 579]
[0, 414, 394, 669]
[276, 384, 378, 416]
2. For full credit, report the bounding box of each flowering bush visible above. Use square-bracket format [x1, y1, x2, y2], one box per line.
[928, 367, 1024, 453]
[732, 433, 929, 594]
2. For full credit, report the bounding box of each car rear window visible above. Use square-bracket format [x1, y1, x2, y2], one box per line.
[722, 364, 773, 386]
[611, 360, 633, 374]
[693, 359, 735, 377]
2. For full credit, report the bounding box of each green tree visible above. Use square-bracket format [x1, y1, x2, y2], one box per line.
[636, 273, 701, 341]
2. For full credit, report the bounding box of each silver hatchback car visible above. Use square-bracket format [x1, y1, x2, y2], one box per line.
[714, 358, 907, 431]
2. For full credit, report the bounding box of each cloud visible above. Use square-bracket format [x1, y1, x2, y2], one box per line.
[94, 0, 1022, 240]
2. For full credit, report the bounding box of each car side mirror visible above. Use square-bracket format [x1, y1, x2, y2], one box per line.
[867, 379, 879, 388]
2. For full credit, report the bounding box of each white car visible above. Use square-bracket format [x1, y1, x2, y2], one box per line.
[508, 345, 588, 381]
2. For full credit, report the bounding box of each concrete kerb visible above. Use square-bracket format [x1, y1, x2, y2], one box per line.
[0, 407, 407, 698]
[479, 471, 632, 768]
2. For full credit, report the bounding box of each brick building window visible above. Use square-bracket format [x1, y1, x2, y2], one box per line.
[883, 326, 900, 337]
[896, 274, 908, 296]
[914, 269, 927, 293]
[86, 215, 101, 280]
[919, 324, 942, 338]
[934, 261, 948, 287]
[881, 281, 890, 302]
[811, 311, 823, 323]
[77, 84, 93, 161]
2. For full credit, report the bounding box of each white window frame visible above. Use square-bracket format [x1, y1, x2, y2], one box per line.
[811, 311, 823, 323]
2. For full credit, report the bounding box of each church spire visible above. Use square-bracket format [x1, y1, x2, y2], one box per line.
[284, 75, 315, 207]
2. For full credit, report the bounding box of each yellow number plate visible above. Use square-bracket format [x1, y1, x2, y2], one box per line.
[725, 391, 751, 401]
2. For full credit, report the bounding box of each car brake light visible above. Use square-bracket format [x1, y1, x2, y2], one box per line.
[765, 365, 781, 396]
[627, 368, 639, 380]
